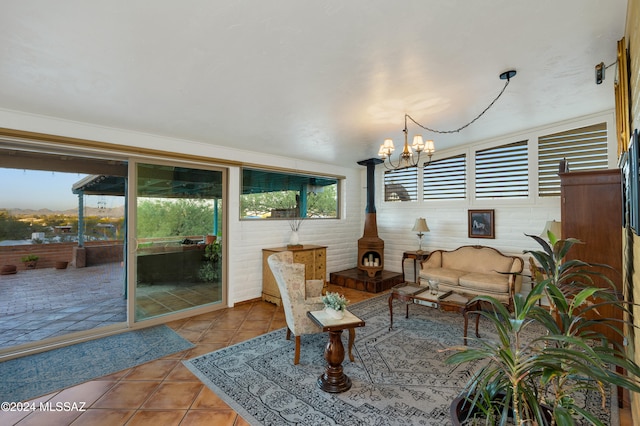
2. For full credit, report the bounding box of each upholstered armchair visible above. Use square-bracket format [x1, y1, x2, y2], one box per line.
[267, 251, 325, 364]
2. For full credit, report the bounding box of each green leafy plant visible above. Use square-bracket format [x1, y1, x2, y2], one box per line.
[21, 254, 39, 262]
[322, 292, 349, 311]
[446, 232, 640, 426]
[198, 240, 222, 282]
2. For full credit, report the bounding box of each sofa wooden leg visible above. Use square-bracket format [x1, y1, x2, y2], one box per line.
[286, 327, 292, 341]
[294, 335, 301, 365]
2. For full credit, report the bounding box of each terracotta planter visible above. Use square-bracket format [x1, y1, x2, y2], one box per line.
[1, 265, 17, 275]
[55, 261, 69, 270]
[24, 261, 37, 270]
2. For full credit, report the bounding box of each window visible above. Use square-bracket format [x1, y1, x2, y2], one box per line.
[475, 140, 528, 198]
[538, 123, 608, 197]
[135, 162, 225, 321]
[423, 154, 466, 200]
[384, 167, 417, 202]
[241, 168, 339, 219]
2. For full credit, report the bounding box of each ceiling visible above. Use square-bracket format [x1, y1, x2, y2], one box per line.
[0, 1, 627, 169]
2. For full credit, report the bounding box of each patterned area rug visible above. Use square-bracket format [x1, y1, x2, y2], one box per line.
[184, 294, 618, 426]
[0, 325, 194, 402]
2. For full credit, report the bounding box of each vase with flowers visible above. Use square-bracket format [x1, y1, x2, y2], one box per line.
[322, 291, 349, 319]
[287, 217, 305, 248]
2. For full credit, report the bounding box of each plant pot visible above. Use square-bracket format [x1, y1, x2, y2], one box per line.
[324, 307, 345, 319]
[206, 235, 217, 245]
[54, 261, 69, 270]
[1, 265, 17, 275]
[450, 393, 552, 426]
[23, 261, 37, 270]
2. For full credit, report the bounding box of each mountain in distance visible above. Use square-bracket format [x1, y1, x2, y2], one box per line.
[7, 205, 125, 218]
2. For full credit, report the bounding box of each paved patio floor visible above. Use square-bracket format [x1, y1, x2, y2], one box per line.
[0, 263, 126, 350]
[0, 263, 222, 351]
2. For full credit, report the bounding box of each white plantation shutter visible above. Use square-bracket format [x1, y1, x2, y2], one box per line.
[423, 154, 466, 200]
[384, 167, 417, 202]
[475, 140, 528, 198]
[538, 123, 608, 197]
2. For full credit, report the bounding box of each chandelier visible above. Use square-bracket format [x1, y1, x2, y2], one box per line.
[378, 114, 435, 169]
[378, 70, 517, 170]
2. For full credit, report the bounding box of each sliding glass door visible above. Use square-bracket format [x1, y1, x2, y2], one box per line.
[134, 162, 225, 321]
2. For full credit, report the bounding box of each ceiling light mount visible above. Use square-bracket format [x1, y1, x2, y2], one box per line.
[500, 70, 517, 80]
[378, 70, 518, 171]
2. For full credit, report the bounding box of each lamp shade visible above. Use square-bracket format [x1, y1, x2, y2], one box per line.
[424, 140, 435, 155]
[412, 217, 430, 233]
[540, 220, 561, 239]
[412, 135, 425, 151]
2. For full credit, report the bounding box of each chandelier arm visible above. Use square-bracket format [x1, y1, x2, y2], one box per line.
[383, 156, 401, 170]
[412, 150, 421, 167]
[405, 78, 511, 135]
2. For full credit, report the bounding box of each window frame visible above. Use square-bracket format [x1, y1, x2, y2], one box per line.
[240, 167, 341, 220]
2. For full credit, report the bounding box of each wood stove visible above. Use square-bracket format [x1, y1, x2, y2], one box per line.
[357, 158, 384, 278]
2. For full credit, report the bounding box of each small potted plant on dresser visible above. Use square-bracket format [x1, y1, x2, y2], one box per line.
[21, 254, 39, 270]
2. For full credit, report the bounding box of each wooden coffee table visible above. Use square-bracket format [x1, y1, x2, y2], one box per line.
[307, 309, 365, 393]
[388, 283, 481, 344]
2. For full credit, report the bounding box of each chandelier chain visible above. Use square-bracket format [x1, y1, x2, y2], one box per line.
[406, 77, 511, 134]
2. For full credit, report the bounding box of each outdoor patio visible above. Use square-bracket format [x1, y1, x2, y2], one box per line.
[0, 261, 223, 351]
[0, 263, 126, 350]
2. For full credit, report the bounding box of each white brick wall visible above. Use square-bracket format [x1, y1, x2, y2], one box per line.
[227, 165, 363, 304]
[0, 108, 615, 305]
[372, 111, 617, 298]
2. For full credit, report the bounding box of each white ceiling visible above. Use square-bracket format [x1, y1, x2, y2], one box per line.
[0, 1, 628, 169]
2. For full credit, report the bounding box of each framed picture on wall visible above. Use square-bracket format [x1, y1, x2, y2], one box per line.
[468, 209, 495, 239]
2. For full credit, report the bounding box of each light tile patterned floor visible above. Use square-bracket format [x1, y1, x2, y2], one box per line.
[0, 285, 633, 425]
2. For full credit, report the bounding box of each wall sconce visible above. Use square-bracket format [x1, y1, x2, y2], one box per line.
[412, 217, 430, 253]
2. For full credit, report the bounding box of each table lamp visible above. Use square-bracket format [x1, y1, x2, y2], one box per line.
[540, 220, 561, 240]
[412, 218, 430, 253]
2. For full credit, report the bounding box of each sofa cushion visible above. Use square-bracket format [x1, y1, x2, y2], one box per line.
[442, 247, 515, 275]
[459, 272, 511, 294]
[420, 267, 466, 286]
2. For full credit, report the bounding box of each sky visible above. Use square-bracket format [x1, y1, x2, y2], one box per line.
[1, 169, 120, 211]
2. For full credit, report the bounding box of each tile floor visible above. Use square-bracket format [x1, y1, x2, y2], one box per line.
[1, 285, 633, 426]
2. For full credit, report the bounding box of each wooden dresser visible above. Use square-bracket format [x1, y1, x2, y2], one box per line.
[560, 169, 622, 345]
[262, 245, 327, 306]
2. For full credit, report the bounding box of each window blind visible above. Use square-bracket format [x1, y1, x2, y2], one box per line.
[384, 167, 417, 202]
[423, 154, 466, 200]
[475, 140, 528, 198]
[538, 123, 608, 197]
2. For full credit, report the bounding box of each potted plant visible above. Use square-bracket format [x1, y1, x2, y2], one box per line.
[446, 232, 640, 425]
[198, 240, 222, 282]
[322, 291, 349, 319]
[21, 254, 39, 269]
[54, 260, 69, 269]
